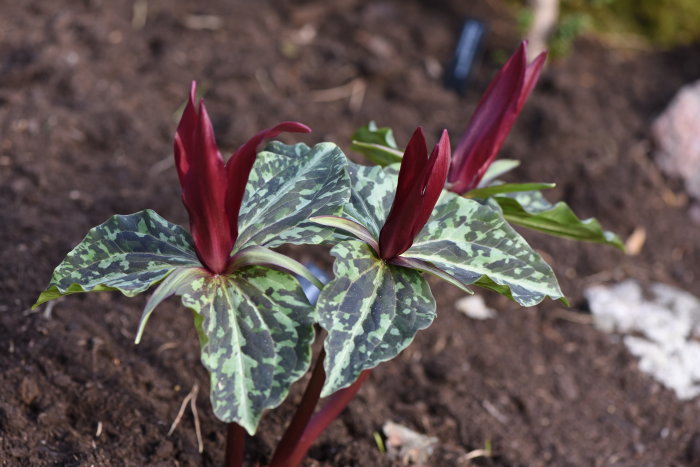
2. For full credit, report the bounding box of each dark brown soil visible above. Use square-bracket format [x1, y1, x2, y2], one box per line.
[2, 1, 700, 465]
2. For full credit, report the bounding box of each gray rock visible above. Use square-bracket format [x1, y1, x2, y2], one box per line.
[652, 80, 700, 199]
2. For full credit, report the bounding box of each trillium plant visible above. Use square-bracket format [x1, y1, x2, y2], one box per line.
[35, 41, 622, 466]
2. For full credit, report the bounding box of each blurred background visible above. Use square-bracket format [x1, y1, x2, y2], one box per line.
[1, 0, 700, 465]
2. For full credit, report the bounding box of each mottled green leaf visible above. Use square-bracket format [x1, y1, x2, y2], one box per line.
[34, 210, 200, 308]
[168, 266, 316, 434]
[351, 121, 403, 166]
[317, 241, 435, 396]
[236, 141, 350, 249]
[335, 163, 563, 306]
[494, 190, 624, 250]
[341, 163, 397, 239]
[404, 191, 565, 307]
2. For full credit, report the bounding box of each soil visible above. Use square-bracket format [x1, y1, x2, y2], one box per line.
[2, 0, 700, 465]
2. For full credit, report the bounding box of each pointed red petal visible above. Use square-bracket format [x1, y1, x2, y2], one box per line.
[448, 41, 533, 194]
[394, 127, 427, 196]
[410, 129, 450, 240]
[379, 128, 427, 259]
[224, 121, 311, 241]
[519, 50, 547, 110]
[174, 81, 198, 186]
[180, 100, 232, 274]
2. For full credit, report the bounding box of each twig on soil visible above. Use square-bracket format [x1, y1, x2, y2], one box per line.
[184, 15, 223, 31]
[463, 447, 492, 461]
[255, 69, 276, 95]
[132, 0, 148, 29]
[311, 78, 366, 113]
[91, 337, 104, 374]
[168, 383, 204, 453]
[168, 390, 192, 436]
[190, 385, 204, 453]
[149, 155, 174, 177]
[625, 226, 646, 255]
[43, 298, 61, 319]
[157, 342, 178, 353]
[481, 400, 508, 425]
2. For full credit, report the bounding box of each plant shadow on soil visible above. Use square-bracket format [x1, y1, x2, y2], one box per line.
[1, 0, 700, 465]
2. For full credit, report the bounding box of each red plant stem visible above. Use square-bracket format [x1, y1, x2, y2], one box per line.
[269, 349, 327, 467]
[224, 422, 246, 467]
[280, 370, 371, 467]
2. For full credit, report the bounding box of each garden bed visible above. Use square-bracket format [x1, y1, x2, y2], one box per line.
[1, 0, 700, 465]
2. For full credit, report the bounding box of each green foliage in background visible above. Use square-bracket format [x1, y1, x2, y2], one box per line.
[517, 0, 700, 55]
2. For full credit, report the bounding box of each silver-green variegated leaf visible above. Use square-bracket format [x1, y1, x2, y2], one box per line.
[317, 240, 435, 396]
[404, 191, 565, 307]
[340, 163, 397, 238]
[34, 210, 200, 308]
[235, 141, 350, 250]
[493, 189, 624, 250]
[332, 163, 562, 306]
[145, 266, 316, 434]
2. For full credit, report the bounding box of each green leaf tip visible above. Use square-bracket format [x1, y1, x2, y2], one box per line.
[494, 191, 625, 250]
[404, 191, 565, 307]
[33, 284, 116, 310]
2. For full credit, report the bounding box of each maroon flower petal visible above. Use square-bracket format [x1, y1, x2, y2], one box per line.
[448, 41, 544, 194]
[173, 81, 311, 274]
[179, 99, 232, 274]
[174, 81, 198, 187]
[411, 129, 450, 240]
[519, 51, 547, 110]
[224, 121, 311, 242]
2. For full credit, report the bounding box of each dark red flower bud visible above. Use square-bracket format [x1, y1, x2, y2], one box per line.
[379, 128, 450, 260]
[448, 41, 546, 194]
[174, 82, 311, 274]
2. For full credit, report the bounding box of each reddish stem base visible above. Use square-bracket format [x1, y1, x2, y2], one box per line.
[224, 422, 246, 467]
[274, 370, 371, 467]
[269, 350, 327, 466]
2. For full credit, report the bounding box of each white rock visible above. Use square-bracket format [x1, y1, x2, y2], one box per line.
[585, 279, 700, 400]
[383, 421, 438, 466]
[455, 295, 496, 320]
